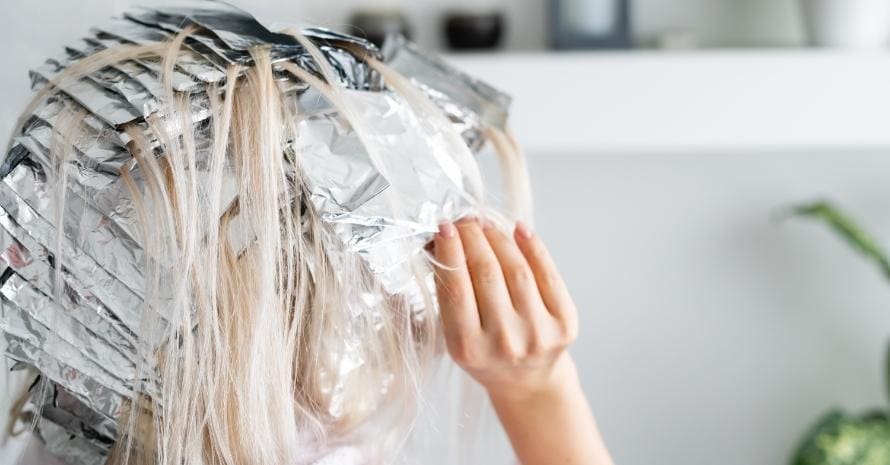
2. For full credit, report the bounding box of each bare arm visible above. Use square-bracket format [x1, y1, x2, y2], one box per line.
[432, 217, 614, 465]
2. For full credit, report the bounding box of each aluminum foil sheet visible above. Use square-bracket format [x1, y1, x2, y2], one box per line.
[29, 377, 118, 448]
[383, 34, 512, 151]
[39, 418, 109, 465]
[0, 2, 513, 464]
[5, 333, 125, 421]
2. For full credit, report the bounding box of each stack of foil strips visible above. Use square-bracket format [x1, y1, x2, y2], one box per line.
[0, 2, 512, 464]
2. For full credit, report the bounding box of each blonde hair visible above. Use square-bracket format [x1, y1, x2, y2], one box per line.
[4, 24, 531, 465]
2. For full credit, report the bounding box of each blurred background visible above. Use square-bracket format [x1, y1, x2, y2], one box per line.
[4, 0, 890, 464]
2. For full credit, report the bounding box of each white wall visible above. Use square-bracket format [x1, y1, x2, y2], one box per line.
[3, 1, 890, 464]
[534, 149, 890, 465]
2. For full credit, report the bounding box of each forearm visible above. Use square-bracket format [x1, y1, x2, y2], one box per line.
[488, 354, 614, 465]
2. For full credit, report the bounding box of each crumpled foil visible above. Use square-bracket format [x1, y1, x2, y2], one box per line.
[0, 1, 512, 463]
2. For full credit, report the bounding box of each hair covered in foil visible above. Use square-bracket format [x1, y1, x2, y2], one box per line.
[0, 2, 531, 464]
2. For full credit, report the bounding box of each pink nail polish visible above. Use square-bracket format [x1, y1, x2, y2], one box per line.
[515, 221, 534, 239]
[438, 222, 455, 238]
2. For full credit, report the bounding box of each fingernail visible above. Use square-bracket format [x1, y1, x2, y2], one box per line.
[481, 217, 493, 230]
[438, 222, 455, 238]
[515, 221, 534, 239]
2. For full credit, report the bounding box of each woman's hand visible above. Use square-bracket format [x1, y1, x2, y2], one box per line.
[432, 217, 577, 398]
[432, 217, 614, 465]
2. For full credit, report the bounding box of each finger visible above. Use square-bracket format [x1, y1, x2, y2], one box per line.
[433, 222, 480, 333]
[513, 222, 577, 324]
[456, 217, 513, 329]
[481, 220, 547, 317]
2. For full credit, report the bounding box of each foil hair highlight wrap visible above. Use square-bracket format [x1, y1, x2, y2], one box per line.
[0, 2, 529, 464]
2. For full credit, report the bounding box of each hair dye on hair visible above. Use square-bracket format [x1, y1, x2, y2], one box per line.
[0, 3, 531, 464]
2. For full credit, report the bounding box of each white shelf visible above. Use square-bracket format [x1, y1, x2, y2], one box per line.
[446, 50, 890, 155]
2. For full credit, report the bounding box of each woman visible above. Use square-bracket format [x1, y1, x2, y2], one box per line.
[1, 3, 612, 464]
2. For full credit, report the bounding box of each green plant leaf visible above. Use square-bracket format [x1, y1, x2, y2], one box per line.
[791, 409, 890, 465]
[792, 201, 890, 281]
[792, 409, 845, 465]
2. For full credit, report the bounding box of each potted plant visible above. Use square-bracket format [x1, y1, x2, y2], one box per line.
[791, 202, 890, 464]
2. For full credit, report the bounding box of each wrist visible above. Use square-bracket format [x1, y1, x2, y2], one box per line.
[487, 352, 580, 406]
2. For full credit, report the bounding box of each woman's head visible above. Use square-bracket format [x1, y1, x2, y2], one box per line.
[0, 3, 530, 464]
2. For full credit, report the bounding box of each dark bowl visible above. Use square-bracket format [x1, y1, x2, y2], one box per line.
[444, 12, 504, 50]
